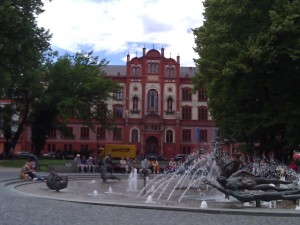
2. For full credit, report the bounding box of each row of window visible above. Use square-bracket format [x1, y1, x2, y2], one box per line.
[131, 65, 176, 78]
[114, 88, 207, 102]
[47, 127, 122, 141]
[114, 102, 209, 120]
[46, 143, 90, 152]
[47, 143, 196, 154]
[47, 127, 208, 143]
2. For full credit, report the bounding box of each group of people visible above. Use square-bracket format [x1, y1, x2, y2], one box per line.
[139, 157, 161, 174]
[20, 158, 44, 181]
[73, 154, 98, 173]
[119, 157, 134, 173]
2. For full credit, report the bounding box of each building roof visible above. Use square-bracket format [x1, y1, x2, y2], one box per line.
[102, 65, 126, 77]
[102, 65, 197, 77]
[179, 67, 197, 78]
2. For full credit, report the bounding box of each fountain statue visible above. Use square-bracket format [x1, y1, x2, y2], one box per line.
[203, 141, 300, 205]
[46, 171, 68, 192]
[98, 156, 121, 183]
[39, 141, 299, 210]
[134, 141, 300, 208]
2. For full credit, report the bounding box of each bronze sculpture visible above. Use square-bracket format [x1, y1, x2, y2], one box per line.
[46, 171, 68, 192]
[204, 141, 300, 205]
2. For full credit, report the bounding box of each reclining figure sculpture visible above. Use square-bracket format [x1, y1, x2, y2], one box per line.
[205, 141, 300, 204]
[204, 170, 300, 203]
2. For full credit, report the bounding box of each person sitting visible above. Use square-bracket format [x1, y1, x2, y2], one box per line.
[87, 156, 97, 173]
[80, 156, 88, 173]
[150, 159, 160, 174]
[167, 158, 176, 173]
[20, 159, 44, 181]
[119, 157, 128, 173]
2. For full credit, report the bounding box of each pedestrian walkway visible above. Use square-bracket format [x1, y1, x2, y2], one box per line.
[2, 166, 300, 225]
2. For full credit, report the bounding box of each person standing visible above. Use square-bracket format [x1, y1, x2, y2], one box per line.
[73, 154, 82, 172]
[104, 154, 113, 174]
[140, 157, 151, 175]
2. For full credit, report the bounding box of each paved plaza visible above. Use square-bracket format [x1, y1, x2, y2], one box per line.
[0, 166, 299, 225]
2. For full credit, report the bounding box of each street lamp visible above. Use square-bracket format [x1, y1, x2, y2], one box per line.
[96, 134, 100, 158]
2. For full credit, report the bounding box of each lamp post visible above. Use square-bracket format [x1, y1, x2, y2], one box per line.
[96, 134, 100, 158]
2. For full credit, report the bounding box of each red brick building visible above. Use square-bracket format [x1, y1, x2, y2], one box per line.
[1, 47, 219, 159]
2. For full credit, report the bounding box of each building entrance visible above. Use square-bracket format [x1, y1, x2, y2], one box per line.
[145, 136, 159, 156]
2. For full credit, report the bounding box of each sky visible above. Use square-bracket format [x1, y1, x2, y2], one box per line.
[37, 0, 205, 67]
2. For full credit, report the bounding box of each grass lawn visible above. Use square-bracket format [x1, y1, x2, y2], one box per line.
[0, 159, 65, 172]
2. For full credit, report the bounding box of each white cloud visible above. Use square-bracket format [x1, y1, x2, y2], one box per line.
[38, 0, 204, 66]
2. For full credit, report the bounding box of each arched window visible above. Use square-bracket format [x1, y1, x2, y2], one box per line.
[131, 129, 138, 142]
[147, 89, 158, 113]
[132, 96, 139, 111]
[166, 130, 173, 143]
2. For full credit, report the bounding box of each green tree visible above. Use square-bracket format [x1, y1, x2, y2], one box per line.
[193, 0, 300, 161]
[0, 0, 51, 156]
[30, 52, 120, 155]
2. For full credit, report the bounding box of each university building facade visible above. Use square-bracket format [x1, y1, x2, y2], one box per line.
[2, 47, 219, 159]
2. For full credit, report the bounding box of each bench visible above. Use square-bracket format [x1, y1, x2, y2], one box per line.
[126, 161, 168, 174]
[36, 163, 49, 172]
[48, 160, 78, 173]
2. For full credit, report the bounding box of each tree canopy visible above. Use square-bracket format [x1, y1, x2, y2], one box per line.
[193, 0, 300, 160]
[30, 52, 120, 155]
[0, 1, 120, 156]
[0, 0, 51, 156]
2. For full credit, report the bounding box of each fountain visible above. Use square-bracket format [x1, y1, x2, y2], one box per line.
[132, 141, 300, 208]
[127, 168, 138, 192]
[18, 141, 300, 210]
[200, 200, 208, 209]
[87, 190, 99, 196]
[145, 195, 155, 204]
[107, 187, 113, 193]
